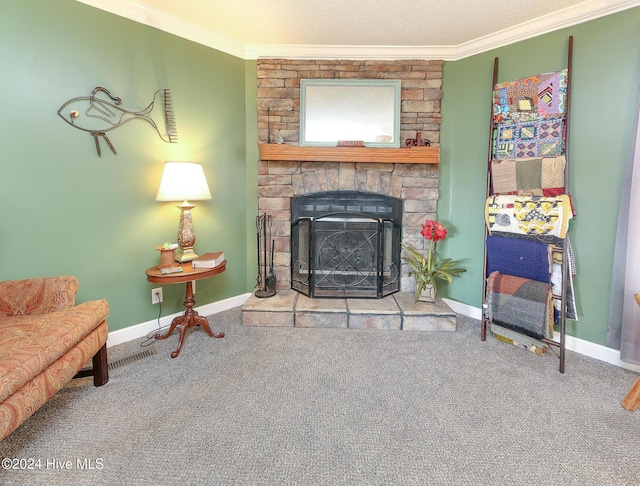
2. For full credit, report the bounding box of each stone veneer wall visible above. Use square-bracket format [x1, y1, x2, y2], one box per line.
[256, 59, 443, 292]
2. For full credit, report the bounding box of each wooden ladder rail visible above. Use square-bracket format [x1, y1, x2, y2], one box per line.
[542, 34, 573, 373]
[480, 56, 499, 342]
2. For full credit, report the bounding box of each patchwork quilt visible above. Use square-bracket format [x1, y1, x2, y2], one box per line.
[490, 322, 548, 355]
[485, 194, 572, 244]
[491, 155, 566, 196]
[486, 271, 554, 340]
[493, 116, 565, 159]
[493, 69, 568, 123]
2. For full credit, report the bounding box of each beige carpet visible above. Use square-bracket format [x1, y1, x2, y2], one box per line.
[0, 306, 638, 485]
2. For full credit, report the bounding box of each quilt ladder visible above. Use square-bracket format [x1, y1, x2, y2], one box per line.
[481, 36, 574, 373]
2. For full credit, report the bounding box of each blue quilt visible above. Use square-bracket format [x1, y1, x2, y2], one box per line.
[486, 235, 551, 283]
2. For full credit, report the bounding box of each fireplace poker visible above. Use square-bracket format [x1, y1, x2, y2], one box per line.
[266, 239, 276, 293]
[255, 215, 262, 291]
[263, 214, 267, 291]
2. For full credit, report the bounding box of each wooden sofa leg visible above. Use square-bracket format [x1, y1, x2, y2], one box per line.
[92, 343, 109, 387]
[622, 376, 640, 412]
[623, 294, 640, 411]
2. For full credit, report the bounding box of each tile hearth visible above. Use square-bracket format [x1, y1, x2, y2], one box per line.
[242, 290, 456, 331]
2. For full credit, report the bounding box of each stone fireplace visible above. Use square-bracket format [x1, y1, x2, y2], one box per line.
[256, 59, 444, 296]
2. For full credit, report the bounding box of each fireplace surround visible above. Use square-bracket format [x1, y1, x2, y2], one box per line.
[256, 59, 443, 295]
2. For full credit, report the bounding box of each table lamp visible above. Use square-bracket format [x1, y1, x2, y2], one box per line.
[156, 161, 212, 263]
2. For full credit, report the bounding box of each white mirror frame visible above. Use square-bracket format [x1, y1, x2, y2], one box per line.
[300, 79, 401, 147]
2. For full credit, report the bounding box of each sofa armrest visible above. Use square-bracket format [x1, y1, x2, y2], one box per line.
[0, 276, 79, 317]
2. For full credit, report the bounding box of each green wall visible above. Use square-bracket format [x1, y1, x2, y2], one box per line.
[440, 8, 640, 345]
[1, 0, 250, 331]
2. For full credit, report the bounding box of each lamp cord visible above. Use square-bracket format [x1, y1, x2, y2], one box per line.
[140, 300, 171, 348]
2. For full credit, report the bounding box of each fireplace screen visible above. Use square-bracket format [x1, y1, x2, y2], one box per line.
[291, 191, 401, 298]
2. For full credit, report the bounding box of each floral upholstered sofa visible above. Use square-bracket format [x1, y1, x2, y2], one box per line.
[0, 276, 109, 441]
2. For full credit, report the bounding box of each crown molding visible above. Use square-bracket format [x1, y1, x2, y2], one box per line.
[76, 0, 639, 61]
[244, 44, 459, 61]
[454, 0, 640, 59]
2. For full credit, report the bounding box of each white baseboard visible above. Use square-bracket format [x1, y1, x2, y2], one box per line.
[442, 298, 483, 320]
[106, 293, 251, 347]
[556, 331, 640, 373]
[108, 293, 640, 374]
[442, 298, 640, 373]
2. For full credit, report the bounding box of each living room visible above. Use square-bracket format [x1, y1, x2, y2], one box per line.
[1, 0, 639, 483]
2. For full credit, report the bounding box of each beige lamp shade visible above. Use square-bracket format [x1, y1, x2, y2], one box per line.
[156, 161, 212, 202]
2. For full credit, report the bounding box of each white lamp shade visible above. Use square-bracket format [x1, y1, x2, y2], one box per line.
[155, 161, 212, 202]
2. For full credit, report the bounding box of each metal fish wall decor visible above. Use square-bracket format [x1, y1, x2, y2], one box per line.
[57, 87, 178, 156]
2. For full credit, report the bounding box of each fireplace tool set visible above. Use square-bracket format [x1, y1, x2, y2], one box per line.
[255, 213, 276, 298]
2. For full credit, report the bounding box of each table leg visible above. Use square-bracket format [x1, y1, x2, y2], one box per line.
[155, 280, 224, 358]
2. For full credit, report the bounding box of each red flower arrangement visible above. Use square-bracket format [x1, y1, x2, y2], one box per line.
[421, 219, 448, 242]
[402, 219, 466, 302]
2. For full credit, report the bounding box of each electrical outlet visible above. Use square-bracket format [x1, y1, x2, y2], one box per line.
[152, 287, 163, 304]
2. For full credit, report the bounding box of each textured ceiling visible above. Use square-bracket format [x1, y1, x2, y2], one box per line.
[135, 0, 587, 46]
[77, 0, 639, 58]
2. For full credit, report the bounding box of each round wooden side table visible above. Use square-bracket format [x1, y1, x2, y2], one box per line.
[145, 260, 226, 358]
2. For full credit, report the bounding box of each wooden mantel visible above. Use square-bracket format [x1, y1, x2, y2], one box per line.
[259, 144, 439, 164]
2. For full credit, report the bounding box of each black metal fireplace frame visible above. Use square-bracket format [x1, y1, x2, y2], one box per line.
[291, 191, 402, 299]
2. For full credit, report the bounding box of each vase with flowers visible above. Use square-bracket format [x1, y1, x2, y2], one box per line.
[402, 219, 466, 303]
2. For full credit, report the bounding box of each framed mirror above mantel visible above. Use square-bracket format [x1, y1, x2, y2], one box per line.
[258, 144, 439, 164]
[300, 79, 402, 148]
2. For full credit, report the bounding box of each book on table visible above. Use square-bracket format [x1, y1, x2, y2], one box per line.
[192, 252, 225, 268]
